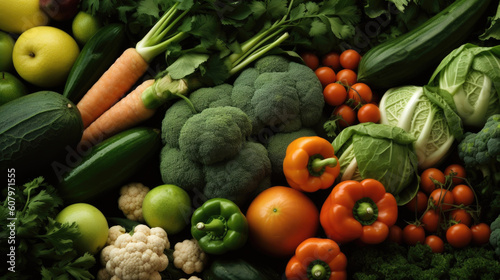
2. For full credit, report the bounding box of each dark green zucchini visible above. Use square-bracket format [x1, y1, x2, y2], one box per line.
[203, 257, 282, 280]
[56, 127, 161, 204]
[0, 91, 83, 177]
[63, 23, 127, 103]
[356, 0, 490, 89]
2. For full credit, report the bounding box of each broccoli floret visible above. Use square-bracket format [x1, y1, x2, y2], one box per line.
[159, 144, 205, 192]
[203, 141, 272, 207]
[179, 106, 252, 165]
[189, 83, 233, 112]
[265, 128, 317, 184]
[491, 215, 500, 257]
[161, 100, 195, 147]
[458, 114, 500, 207]
[231, 55, 325, 137]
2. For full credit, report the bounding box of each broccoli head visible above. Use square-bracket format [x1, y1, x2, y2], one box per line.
[491, 215, 500, 257]
[159, 144, 205, 192]
[458, 114, 500, 197]
[231, 55, 325, 137]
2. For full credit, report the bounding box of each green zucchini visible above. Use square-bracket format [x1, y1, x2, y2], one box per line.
[203, 257, 282, 280]
[356, 0, 491, 89]
[56, 127, 161, 204]
[63, 23, 127, 103]
[0, 91, 83, 177]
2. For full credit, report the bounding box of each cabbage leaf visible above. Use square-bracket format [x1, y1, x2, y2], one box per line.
[428, 43, 500, 128]
[332, 122, 419, 205]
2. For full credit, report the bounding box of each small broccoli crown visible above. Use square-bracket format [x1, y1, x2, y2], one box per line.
[179, 106, 252, 165]
[458, 114, 500, 166]
[203, 141, 272, 207]
[161, 101, 195, 147]
[159, 144, 205, 192]
[254, 55, 290, 73]
[189, 83, 234, 112]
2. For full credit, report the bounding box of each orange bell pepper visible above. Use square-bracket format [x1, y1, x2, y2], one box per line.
[283, 136, 340, 192]
[285, 237, 347, 280]
[320, 179, 398, 244]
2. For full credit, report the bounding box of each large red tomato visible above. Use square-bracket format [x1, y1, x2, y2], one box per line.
[245, 186, 319, 257]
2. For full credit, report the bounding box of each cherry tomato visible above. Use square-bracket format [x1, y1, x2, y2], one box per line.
[339, 49, 361, 70]
[444, 164, 466, 185]
[301, 52, 319, 70]
[336, 69, 357, 86]
[402, 224, 426, 246]
[405, 191, 428, 214]
[315, 66, 336, 87]
[421, 209, 441, 233]
[323, 83, 347, 106]
[420, 168, 446, 194]
[446, 223, 472, 248]
[451, 184, 474, 206]
[388, 225, 403, 244]
[471, 223, 491, 245]
[357, 103, 380, 123]
[333, 104, 356, 128]
[348, 83, 373, 106]
[429, 188, 454, 212]
[322, 52, 341, 71]
[425, 235, 444, 253]
[449, 208, 472, 227]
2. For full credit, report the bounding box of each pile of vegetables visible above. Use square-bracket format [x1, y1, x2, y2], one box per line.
[2, 0, 500, 279]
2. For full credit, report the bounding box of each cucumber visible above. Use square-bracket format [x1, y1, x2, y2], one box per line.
[203, 257, 281, 280]
[56, 127, 161, 204]
[0, 91, 83, 177]
[356, 0, 490, 89]
[63, 23, 127, 103]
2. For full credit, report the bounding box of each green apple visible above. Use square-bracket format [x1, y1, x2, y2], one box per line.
[0, 31, 15, 71]
[0, 72, 28, 106]
[55, 203, 109, 255]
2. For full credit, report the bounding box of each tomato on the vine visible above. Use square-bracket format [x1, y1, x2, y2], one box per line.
[315, 66, 336, 87]
[402, 224, 426, 246]
[421, 209, 441, 233]
[388, 225, 403, 244]
[420, 168, 446, 194]
[339, 49, 361, 70]
[451, 184, 474, 206]
[357, 103, 380, 123]
[471, 223, 491, 245]
[348, 82, 373, 106]
[336, 68, 357, 86]
[429, 188, 454, 211]
[300, 52, 319, 70]
[446, 223, 472, 248]
[444, 164, 466, 185]
[449, 208, 472, 226]
[405, 191, 428, 214]
[333, 104, 356, 128]
[322, 52, 341, 71]
[323, 83, 347, 106]
[425, 235, 444, 253]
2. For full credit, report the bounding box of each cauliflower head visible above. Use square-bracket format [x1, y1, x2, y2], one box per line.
[98, 224, 170, 280]
[173, 239, 208, 275]
[118, 182, 150, 221]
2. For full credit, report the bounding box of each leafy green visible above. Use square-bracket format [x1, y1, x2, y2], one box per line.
[0, 177, 96, 279]
[480, 1, 500, 41]
[332, 122, 419, 205]
[378, 85, 459, 169]
[428, 43, 500, 128]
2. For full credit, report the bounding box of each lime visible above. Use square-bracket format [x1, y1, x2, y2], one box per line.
[12, 26, 80, 88]
[55, 203, 109, 255]
[72, 11, 102, 45]
[0, 31, 15, 71]
[142, 184, 192, 235]
[0, 72, 27, 106]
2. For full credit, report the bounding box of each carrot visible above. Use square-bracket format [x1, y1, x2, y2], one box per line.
[80, 79, 156, 145]
[77, 48, 149, 128]
[74, 3, 190, 128]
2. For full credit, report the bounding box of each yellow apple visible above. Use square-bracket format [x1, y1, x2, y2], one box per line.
[0, 0, 49, 34]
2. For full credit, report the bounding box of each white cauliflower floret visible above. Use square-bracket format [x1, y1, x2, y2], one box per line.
[173, 239, 208, 275]
[180, 276, 203, 280]
[107, 225, 127, 245]
[118, 182, 150, 221]
[99, 224, 170, 280]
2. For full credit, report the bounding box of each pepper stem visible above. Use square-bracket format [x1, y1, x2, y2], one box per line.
[353, 197, 379, 225]
[311, 264, 326, 279]
[311, 157, 338, 172]
[196, 218, 226, 237]
[307, 260, 331, 280]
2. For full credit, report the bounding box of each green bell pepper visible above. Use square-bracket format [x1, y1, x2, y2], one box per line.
[191, 198, 248, 255]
